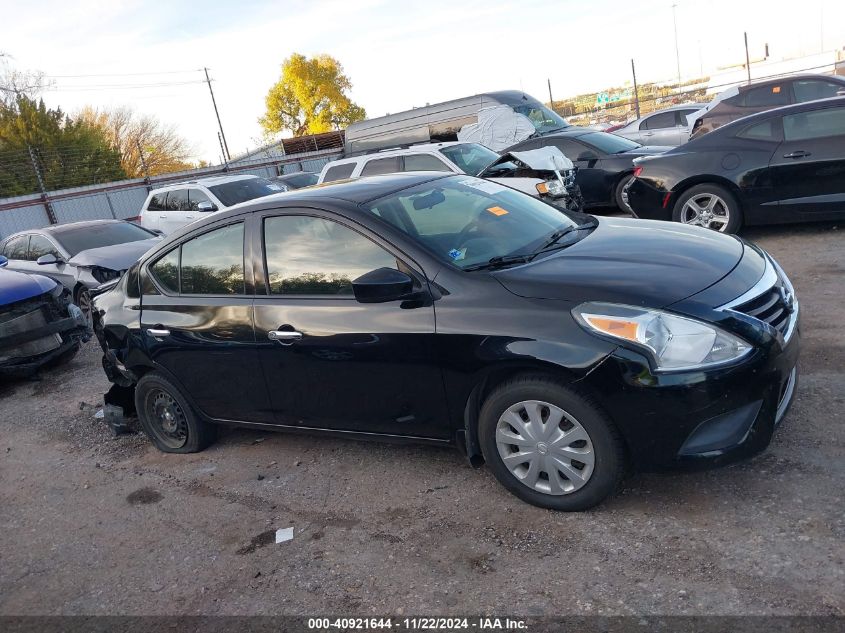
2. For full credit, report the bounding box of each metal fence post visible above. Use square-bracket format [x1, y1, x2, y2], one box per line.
[136, 140, 152, 190]
[104, 192, 117, 219]
[27, 145, 57, 225]
[631, 59, 641, 119]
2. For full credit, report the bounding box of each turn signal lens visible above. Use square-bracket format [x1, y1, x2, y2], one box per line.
[573, 302, 752, 372]
[535, 182, 549, 195]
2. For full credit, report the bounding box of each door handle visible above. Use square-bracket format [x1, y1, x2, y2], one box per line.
[159, 215, 167, 219]
[783, 151, 811, 159]
[268, 330, 303, 343]
[146, 328, 170, 337]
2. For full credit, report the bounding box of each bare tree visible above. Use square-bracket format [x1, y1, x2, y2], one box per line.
[76, 106, 195, 177]
[0, 54, 52, 105]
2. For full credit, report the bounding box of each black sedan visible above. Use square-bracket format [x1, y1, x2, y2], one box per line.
[93, 173, 799, 511]
[504, 129, 669, 210]
[627, 96, 845, 233]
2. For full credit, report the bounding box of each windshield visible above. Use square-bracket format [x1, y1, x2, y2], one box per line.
[208, 177, 281, 207]
[578, 131, 641, 154]
[54, 222, 156, 257]
[365, 176, 577, 270]
[439, 143, 500, 176]
[512, 104, 570, 134]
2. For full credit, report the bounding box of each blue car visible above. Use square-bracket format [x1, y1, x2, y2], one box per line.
[0, 255, 90, 376]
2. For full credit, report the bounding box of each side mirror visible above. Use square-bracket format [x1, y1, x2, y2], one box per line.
[197, 201, 218, 212]
[37, 253, 63, 266]
[576, 150, 598, 162]
[352, 267, 414, 303]
[0, 255, 7, 268]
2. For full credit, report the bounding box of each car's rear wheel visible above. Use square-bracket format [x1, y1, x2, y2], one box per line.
[672, 184, 742, 233]
[479, 376, 625, 511]
[614, 174, 635, 213]
[135, 372, 216, 453]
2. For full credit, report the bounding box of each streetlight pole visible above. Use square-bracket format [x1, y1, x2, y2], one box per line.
[672, 3, 681, 88]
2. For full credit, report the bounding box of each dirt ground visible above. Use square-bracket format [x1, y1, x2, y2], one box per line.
[0, 219, 843, 618]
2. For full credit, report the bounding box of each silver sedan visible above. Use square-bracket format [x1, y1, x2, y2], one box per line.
[612, 104, 702, 146]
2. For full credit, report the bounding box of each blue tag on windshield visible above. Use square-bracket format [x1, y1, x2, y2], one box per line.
[448, 248, 466, 261]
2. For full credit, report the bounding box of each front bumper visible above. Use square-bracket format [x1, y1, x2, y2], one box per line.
[581, 317, 800, 471]
[626, 178, 673, 221]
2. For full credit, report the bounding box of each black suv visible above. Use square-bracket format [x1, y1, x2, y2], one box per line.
[93, 173, 799, 511]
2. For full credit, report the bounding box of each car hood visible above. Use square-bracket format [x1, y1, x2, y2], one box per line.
[493, 217, 744, 307]
[68, 238, 162, 269]
[0, 269, 57, 305]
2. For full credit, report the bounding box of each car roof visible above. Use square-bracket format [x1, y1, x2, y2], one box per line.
[717, 94, 845, 130]
[737, 73, 845, 91]
[274, 171, 317, 180]
[151, 174, 258, 191]
[325, 142, 467, 167]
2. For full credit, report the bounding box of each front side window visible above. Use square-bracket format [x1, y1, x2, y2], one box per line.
[783, 107, 845, 141]
[365, 176, 577, 270]
[678, 109, 699, 126]
[28, 235, 60, 261]
[403, 154, 451, 172]
[438, 143, 499, 176]
[165, 189, 190, 211]
[323, 163, 356, 182]
[3, 235, 29, 260]
[207, 178, 278, 207]
[188, 189, 213, 210]
[792, 80, 844, 103]
[264, 216, 397, 295]
[641, 111, 677, 130]
[180, 223, 245, 295]
[361, 156, 401, 177]
[149, 248, 179, 294]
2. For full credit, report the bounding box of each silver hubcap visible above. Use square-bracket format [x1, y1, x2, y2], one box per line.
[77, 290, 93, 329]
[680, 193, 730, 231]
[620, 176, 634, 213]
[496, 400, 595, 496]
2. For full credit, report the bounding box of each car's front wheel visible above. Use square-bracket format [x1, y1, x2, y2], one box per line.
[135, 372, 216, 453]
[479, 376, 625, 511]
[74, 287, 93, 330]
[672, 184, 742, 233]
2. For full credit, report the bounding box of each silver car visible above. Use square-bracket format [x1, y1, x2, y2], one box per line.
[0, 220, 162, 324]
[613, 104, 701, 146]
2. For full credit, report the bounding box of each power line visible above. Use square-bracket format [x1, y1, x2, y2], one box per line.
[44, 69, 202, 79]
[44, 80, 207, 92]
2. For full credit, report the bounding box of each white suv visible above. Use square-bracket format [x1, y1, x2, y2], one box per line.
[138, 175, 282, 234]
[318, 142, 579, 208]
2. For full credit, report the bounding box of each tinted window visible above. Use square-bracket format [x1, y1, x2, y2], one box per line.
[52, 222, 156, 257]
[3, 235, 29, 260]
[737, 119, 778, 141]
[642, 111, 678, 130]
[510, 103, 569, 134]
[28, 235, 60, 260]
[366, 176, 577, 270]
[180, 223, 244, 295]
[147, 192, 167, 211]
[188, 189, 213, 210]
[322, 163, 356, 182]
[547, 138, 585, 160]
[403, 154, 451, 172]
[277, 172, 318, 189]
[361, 156, 401, 176]
[783, 107, 845, 141]
[438, 143, 499, 176]
[207, 178, 278, 207]
[678, 109, 699, 126]
[577, 132, 640, 154]
[264, 216, 396, 295]
[166, 189, 190, 211]
[149, 248, 179, 294]
[743, 84, 789, 107]
[792, 80, 844, 103]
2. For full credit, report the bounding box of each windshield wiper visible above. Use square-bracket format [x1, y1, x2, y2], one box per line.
[533, 219, 597, 254]
[463, 254, 533, 272]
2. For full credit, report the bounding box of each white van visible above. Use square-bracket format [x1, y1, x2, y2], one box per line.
[138, 175, 281, 234]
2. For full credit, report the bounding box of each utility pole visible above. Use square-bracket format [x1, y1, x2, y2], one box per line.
[672, 3, 681, 88]
[631, 59, 641, 119]
[744, 32, 752, 84]
[218, 132, 229, 171]
[547, 78, 554, 108]
[204, 67, 230, 161]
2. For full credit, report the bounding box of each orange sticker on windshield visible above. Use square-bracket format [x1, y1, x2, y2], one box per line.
[772, 86, 781, 93]
[487, 206, 509, 216]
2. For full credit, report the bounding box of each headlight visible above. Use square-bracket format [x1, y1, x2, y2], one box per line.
[536, 179, 567, 198]
[572, 302, 752, 371]
[90, 266, 122, 284]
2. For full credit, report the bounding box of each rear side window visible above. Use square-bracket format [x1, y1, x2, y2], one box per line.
[147, 192, 167, 211]
[403, 154, 451, 172]
[742, 84, 789, 107]
[3, 235, 29, 260]
[149, 248, 179, 294]
[792, 80, 844, 103]
[361, 156, 401, 176]
[322, 163, 356, 182]
[180, 224, 245, 295]
[263, 216, 396, 295]
[641, 111, 677, 130]
[783, 107, 845, 141]
[737, 119, 779, 141]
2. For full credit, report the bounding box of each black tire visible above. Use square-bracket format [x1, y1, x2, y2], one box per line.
[672, 183, 742, 234]
[74, 286, 93, 330]
[134, 372, 216, 453]
[614, 174, 635, 213]
[479, 375, 626, 511]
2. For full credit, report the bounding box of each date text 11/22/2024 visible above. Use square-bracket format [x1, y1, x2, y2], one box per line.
[307, 617, 528, 630]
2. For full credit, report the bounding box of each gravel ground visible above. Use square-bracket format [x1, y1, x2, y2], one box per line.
[0, 220, 843, 617]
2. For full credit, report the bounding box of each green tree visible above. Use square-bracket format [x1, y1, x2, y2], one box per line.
[260, 53, 366, 137]
[0, 95, 125, 197]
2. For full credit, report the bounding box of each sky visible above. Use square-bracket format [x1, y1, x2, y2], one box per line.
[3, 0, 844, 163]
